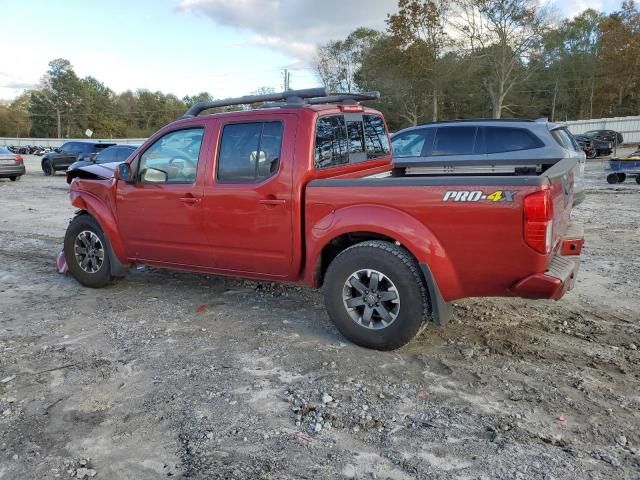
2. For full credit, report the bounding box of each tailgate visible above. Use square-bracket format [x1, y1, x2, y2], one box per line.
[541, 157, 577, 252]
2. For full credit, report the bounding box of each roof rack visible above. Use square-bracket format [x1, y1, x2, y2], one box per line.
[181, 88, 381, 118]
[181, 87, 328, 118]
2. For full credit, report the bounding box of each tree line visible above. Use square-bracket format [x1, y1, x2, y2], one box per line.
[0, 0, 638, 138]
[316, 0, 640, 130]
[0, 58, 221, 139]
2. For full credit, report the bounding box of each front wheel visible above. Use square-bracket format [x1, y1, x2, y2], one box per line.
[617, 173, 626, 183]
[64, 215, 113, 288]
[9, 176, 19, 181]
[607, 173, 619, 184]
[42, 160, 54, 176]
[323, 240, 430, 350]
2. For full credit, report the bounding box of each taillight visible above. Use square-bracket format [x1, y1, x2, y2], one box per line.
[15, 155, 23, 164]
[524, 190, 553, 254]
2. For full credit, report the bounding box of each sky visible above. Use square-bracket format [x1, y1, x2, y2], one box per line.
[0, 0, 621, 101]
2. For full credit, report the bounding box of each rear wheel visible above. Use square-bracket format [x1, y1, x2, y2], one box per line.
[9, 176, 18, 181]
[42, 160, 54, 176]
[323, 240, 430, 350]
[635, 176, 640, 185]
[617, 173, 626, 183]
[607, 173, 619, 184]
[64, 215, 113, 288]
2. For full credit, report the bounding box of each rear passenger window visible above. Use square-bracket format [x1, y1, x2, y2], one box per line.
[485, 127, 543, 153]
[363, 115, 390, 159]
[217, 122, 283, 182]
[552, 128, 581, 152]
[433, 127, 476, 155]
[315, 116, 348, 169]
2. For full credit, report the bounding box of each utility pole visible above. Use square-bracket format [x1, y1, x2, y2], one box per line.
[56, 108, 61, 139]
[282, 69, 291, 91]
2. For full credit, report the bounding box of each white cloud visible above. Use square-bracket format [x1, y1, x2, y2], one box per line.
[178, 0, 396, 60]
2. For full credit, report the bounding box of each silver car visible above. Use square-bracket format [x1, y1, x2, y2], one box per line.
[391, 120, 586, 205]
[0, 146, 26, 181]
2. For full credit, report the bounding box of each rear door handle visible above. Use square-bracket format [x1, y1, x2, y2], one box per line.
[259, 198, 285, 206]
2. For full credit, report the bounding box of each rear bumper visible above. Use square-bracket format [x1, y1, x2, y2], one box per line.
[510, 223, 584, 300]
[0, 164, 26, 177]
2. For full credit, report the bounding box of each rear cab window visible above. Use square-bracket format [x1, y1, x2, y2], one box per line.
[315, 114, 390, 170]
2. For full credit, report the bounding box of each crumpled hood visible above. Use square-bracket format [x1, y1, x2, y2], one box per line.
[66, 161, 121, 184]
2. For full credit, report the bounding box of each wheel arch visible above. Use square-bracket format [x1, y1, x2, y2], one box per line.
[69, 190, 128, 267]
[70, 208, 129, 277]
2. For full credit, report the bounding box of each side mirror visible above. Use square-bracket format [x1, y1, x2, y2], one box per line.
[55, 147, 61, 153]
[117, 163, 134, 183]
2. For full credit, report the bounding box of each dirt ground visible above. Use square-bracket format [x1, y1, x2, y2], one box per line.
[0, 153, 639, 480]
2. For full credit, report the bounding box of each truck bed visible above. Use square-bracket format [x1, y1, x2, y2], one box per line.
[305, 157, 577, 303]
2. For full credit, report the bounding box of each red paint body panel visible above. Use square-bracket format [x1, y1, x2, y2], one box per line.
[66, 104, 583, 303]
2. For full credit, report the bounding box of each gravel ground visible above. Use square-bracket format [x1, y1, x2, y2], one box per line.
[0, 154, 639, 479]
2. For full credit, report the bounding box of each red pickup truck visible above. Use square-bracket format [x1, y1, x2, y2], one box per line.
[63, 88, 584, 350]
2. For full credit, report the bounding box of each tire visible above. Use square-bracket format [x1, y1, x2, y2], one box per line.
[42, 160, 54, 176]
[586, 149, 597, 159]
[9, 176, 18, 181]
[323, 240, 430, 350]
[64, 214, 113, 288]
[635, 176, 640, 185]
[607, 173, 619, 184]
[617, 173, 626, 183]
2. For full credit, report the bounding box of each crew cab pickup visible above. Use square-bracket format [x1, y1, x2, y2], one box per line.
[62, 88, 584, 350]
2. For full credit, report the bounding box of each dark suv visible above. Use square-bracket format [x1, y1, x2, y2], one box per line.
[67, 144, 140, 172]
[41, 141, 116, 175]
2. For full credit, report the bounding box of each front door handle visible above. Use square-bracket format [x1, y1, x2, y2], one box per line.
[180, 195, 201, 205]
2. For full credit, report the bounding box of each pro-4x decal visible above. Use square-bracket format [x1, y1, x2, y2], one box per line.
[442, 190, 516, 202]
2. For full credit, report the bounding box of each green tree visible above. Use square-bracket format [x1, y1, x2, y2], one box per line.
[454, 0, 550, 118]
[42, 58, 84, 137]
[387, 0, 452, 121]
[316, 28, 382, 92]
[598, 1, 640, 116]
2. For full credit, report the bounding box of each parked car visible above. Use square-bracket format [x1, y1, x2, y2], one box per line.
[574, 134, 612, 157]
[61, 88, 584, 350]
[573, 134, 613, 158]
[41, 141, 116, 175]
[67, 144, 139, 171]
[0, 146, 26, 181]
[583, 129, 623, 146]
[573, 134, 597, 159]
[391, 119, 586, 206]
